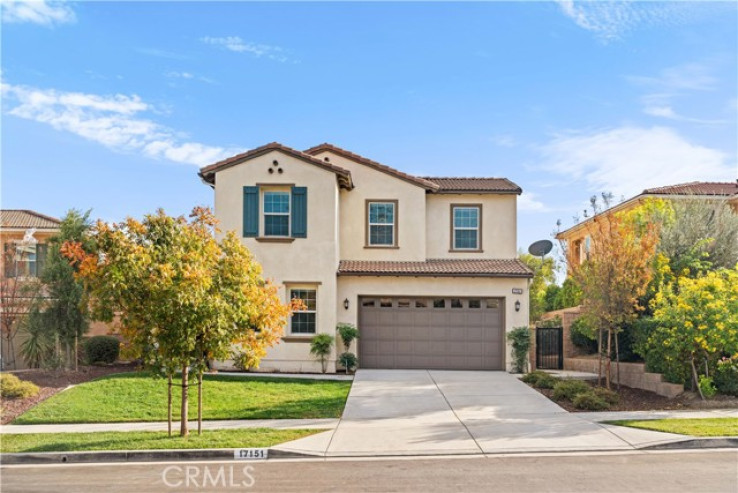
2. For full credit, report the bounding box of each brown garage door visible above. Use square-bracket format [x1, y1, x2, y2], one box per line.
[358, 297, 504, 370]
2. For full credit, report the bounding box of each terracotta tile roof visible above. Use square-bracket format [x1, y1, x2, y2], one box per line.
[643, 181, 737, 197]
[199, 142, 354, 189]
[422, 177, 522, 194]
[337, 259, 533, 278]
[304, 143, 440, 191]
[0, 210, 61, 230]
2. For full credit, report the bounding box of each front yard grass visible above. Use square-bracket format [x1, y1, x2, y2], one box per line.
[608, 417, 738, 437]
[13, 372, 351, 424]
[0, 428, 319, 453]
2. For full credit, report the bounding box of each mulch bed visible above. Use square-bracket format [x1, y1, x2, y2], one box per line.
[1, 363, 137, 424]
[531, 380, 738, 412]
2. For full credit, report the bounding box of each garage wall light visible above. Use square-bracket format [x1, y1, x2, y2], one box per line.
[514, 300, 521, 312]
[343, 298, 350, 310]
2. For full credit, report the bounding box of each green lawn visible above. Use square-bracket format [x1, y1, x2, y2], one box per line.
[608, 418, 738, 437]
[14, 372, 351, 424]
[0, 428, 320, 453]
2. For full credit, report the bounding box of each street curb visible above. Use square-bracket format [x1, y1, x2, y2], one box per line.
[2, 439, 735, 464]
[641, 437, 738, 450]
[0, 447, 319, 465]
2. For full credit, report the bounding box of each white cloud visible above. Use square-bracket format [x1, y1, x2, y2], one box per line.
[541, 126, 735, 199]
[556, 1, 730, 42]
[643, 105, 727, 125]
[2, 82, 239, 167]
[200, 36, 290, 62]
[1, 0, 75, 26]
[164, 71, 216, 84]
[488, 134, 517, 147]
[518, 192, 550, 213]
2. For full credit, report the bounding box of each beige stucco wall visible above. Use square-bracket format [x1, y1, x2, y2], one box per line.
[212, 150, 341, 373]
[337, 275, 530, 372]
[425, 194, 518, 259]
[311, 150, 427, 261]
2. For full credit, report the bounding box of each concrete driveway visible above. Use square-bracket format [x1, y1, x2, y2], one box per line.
[275, 369, 686, 457]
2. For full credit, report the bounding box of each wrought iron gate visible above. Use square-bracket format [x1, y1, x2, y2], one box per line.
[536, 326, 563, 370]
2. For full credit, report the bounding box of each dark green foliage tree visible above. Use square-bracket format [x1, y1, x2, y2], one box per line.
[23, 210, 92, 370]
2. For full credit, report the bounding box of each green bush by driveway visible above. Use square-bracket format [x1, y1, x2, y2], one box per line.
[13, 372, 351, 424]
[0, 428, 319, 453]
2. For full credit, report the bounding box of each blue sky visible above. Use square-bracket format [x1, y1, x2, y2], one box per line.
[2, 1, 737, 258]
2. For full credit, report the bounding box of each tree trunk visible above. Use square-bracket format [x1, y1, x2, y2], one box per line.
[180, 365, 189, 437]
[167, 374, 173, 437]
[615, 331, 620, 391]
[596, 329, 601, 385]
[74, 334, 78, 373]
[691, 357, 704, 400]
[197, 370, 203, 436]
[605, 329, 612, 390]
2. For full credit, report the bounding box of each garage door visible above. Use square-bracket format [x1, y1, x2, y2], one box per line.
[358, 297, 504, 370]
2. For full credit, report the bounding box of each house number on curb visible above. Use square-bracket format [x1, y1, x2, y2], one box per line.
[234, 448, 268, 459]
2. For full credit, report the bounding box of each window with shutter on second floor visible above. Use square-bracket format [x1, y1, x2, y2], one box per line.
[242, 185, 307, 240]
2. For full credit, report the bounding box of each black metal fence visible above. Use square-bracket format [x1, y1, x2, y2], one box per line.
[536, 326, 563, 370]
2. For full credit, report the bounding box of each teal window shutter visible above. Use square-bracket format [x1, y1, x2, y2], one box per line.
[291, 186, 307, 238]
[243, 186, 259, 237]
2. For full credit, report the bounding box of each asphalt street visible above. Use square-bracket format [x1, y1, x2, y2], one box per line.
[1, 450, 736, 493]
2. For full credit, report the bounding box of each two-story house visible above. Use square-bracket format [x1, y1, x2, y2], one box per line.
[199, 142, 533, 373]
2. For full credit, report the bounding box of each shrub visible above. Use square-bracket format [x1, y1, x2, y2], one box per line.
[336, 323, 359, 351]
[698, 375, 717, 399]
[572, 391, 609, 411]
[521, 370, 548, 385]
[552, 380, 591, 401]
[309, 334, 334, 374]
[557, 278, 583, 309]
[714, 356, 738, 396]
[507, 326, 532, 373]
[533, 373, 559, 389]
[592, 386, 619, 405]
[0, 374, 40, 399]
[537, 316, 562, 329]
[84, 335, 120, 365]
[338, 352, 358, 373]
[570, 317, 598, 354]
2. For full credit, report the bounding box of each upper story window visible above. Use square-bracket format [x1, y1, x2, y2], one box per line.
[366, 201, 397, 247]
[451, 205, 481, 251]
[263, 191, 290, 237]
[242, 186, 307, 240]
[3, 242, 47, 278]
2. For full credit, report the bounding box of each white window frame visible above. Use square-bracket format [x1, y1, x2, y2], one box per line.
[288, 286, 318, 335]
[367, 201, 396, 247]
[452, 206, 480, 251]
[262, 188, 291, 237]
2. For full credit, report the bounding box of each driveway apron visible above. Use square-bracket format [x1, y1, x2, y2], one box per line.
[276, 369, 686, 457]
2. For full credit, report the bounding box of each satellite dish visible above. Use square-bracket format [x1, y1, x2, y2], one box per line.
[528, 239, 553, 258]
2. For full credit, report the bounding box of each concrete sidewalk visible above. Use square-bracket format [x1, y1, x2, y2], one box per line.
[0, 419, 338, 435]
[274, 370, 698, 457]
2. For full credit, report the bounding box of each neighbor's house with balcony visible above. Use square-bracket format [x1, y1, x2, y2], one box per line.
[199, 142, 533, 373]
[556, 181, 738, 266]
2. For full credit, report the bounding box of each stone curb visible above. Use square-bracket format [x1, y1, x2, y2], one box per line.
[0, 447, 317, 465]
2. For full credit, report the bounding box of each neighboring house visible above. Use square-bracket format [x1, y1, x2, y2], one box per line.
[0, 209, 112, 370]
[556, 181, 738, 266]
[199, 142, 533, 373]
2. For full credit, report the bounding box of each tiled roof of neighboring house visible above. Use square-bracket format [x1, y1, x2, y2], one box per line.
[199, 142, 354, 189]
[0, 210, 61, 230]
[337, 259, 533, 278]
[422, 177, 522, 194]
[643, 181, 738, 197]
[304, 143, 440, 191]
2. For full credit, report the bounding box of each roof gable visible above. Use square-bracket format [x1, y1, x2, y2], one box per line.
[304, 143, 440, 191]
[199, 142, 354, 189]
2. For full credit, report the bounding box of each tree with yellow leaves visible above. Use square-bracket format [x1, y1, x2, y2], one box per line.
[64, 207, 291, 436]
